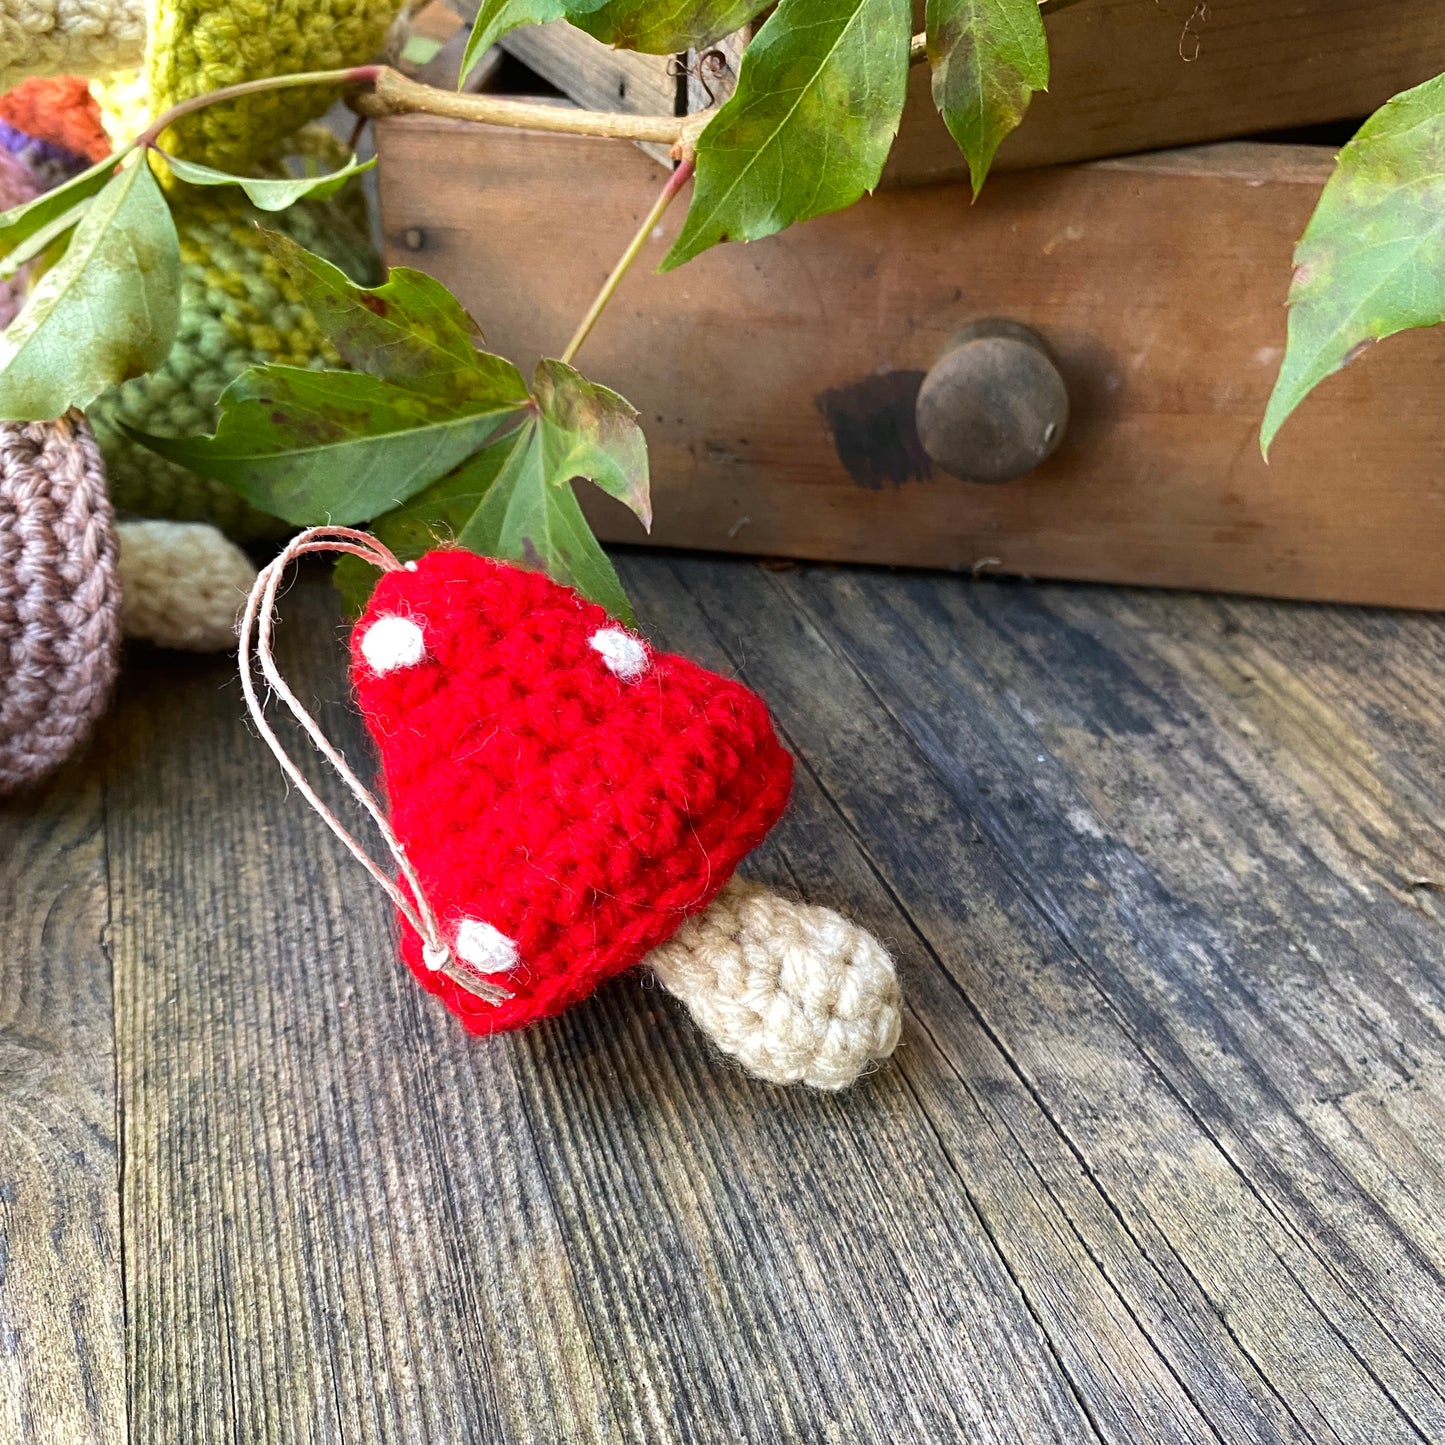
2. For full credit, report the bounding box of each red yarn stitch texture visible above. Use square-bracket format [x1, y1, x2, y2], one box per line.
[351, 549, 794, 1033]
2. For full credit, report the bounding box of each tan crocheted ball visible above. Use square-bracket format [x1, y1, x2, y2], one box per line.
[116, 517, 255, 649]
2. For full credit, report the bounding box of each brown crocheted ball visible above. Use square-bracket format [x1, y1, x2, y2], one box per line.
[0, 413, 121, 795]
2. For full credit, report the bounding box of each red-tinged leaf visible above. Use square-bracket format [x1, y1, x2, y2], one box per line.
[533, 357, 651, 530]
[128, 365, 524, 525]
[926, 0, 1048, 195]
[261, 230, 529, 407]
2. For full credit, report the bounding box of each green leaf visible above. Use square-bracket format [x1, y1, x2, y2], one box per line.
[338, 358, 644, 619]
[0, 195, 92, 280]
[446, 357, 646, 620]
[1262, 73, 1445, 455]
[458, 416, 635, 623]
[259, 230, 529, 406]
[533, 358, 651, 528]
[401, 32, 445, 65]
[661, 0, 911, 271]
[0, 146, 126, 262]
[334, 438, 514, 613]
[127, 366, 525, 525]
[573, 0, 768, 55]
[926, 0, 1048, 196]
[0, 157, 180, 421]
[458, 0, 760, 73]
[155, 149, 377, 211]
[460, 0, 608, 85]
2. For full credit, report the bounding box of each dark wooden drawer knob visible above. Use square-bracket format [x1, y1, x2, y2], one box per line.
[915, 320, 1069, 483]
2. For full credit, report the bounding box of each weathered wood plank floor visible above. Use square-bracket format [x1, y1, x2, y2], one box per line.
[5, 552, 1445, 1443]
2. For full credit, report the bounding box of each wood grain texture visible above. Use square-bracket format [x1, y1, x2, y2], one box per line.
[496, 19, 679, 117]
[375, 121, 1445, 609]
[7, 553, 1445, 1439]
[96, 579, 1101, 1443]
[444, 0, 679, 137]
[627, 553, 1445, 1443]
[889, 0, 1445, 185]
[446, 0, 1445, 182]
[0, 762, 126, 1443]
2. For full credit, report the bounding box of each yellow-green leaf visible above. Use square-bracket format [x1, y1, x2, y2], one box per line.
[0, 195, 93, 281]
[1262, 73, 1445, 455]
[926, 0, 1048, 195]
[0, 157, 179, 422]
[156, 150, 376, 211]
[661, 0, 912, 270]
[0, 147, 125, 263]
[461, 0, 586, 85]
[573, 0, 768, 54]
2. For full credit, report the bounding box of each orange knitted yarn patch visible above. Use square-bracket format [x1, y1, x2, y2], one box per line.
[0, 77, 110, 162]
[350, 547, 795, 1034]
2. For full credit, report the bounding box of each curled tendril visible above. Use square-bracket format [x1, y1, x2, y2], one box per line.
[668, 48, 732, 107]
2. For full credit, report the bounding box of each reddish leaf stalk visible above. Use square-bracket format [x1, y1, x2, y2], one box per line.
[135, 67, 383, 152]
[559, 158, 697, 368]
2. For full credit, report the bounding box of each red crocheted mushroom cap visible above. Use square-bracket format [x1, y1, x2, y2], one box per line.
[350, 548, 794, 1033]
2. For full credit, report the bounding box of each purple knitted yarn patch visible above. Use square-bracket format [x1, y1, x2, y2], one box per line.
[0, 118, 91, 193]
[0, 146, 38, 329]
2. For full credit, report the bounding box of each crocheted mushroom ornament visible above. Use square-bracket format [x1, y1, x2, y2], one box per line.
[352, 545, 795, 1034]
[249, 531, 902, 1089]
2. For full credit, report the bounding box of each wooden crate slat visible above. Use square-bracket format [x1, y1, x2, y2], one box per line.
[889, 0, 1445, 185]
[497, 17, 680, 116]
[446, 0, 1445, 181]
[375, 117, 1445, 610]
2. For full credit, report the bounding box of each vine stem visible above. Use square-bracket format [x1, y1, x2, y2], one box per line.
[122, 62, 690, 163]
[135, 66, 383, 150]
[558, 157, 695, 367]
[359, 68, 686, 147]
[123, 0, 1090, 160]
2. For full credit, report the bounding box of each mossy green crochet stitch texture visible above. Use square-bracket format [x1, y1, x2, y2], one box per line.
[88, 184, 380, 541]
[147, 0, 398, 168]
[79, 0, 402, 538]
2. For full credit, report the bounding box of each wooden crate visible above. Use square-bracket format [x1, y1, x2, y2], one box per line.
[375, 118, 1445, 610]
[888, 0, 1445, 184]
[456, 0, 1445, 182]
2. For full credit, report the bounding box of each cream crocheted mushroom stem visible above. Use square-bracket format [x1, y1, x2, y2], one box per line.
[647, 880, 902, 1090]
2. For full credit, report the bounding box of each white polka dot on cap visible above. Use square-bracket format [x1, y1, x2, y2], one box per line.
[589, 627, 649, 682]
[361, 615, 426, 674]
[454, 918, 520, 974]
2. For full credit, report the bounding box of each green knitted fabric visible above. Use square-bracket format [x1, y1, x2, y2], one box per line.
[87, 181, 380, 541]
[148, 0, 400, 169]
[78, 0, 403, 539]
